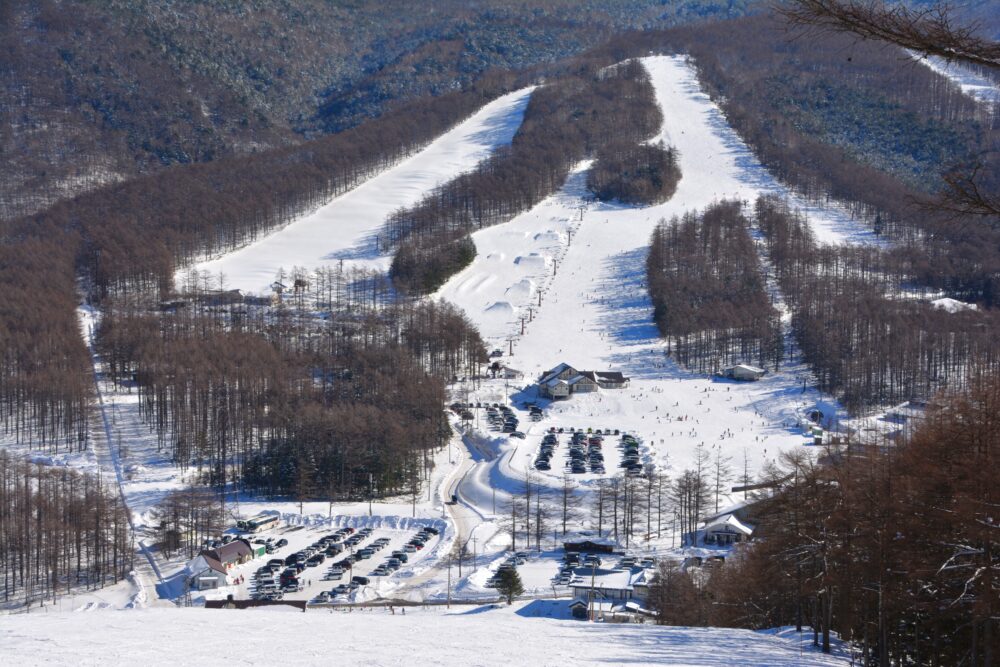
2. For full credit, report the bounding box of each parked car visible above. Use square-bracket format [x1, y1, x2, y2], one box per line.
[352, 576, 370, 586]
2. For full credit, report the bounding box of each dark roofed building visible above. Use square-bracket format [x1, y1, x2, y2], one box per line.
[203, 538, 254, 569]
[595, 372, 628, 389]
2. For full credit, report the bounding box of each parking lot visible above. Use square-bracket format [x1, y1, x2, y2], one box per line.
[532, 427, 653, 478]
[220, 518, 443, 605]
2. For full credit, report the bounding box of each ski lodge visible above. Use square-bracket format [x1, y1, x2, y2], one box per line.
[538, 363, 630, 399]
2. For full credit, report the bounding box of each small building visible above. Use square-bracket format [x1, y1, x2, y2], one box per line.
[569, 373, 600, 393]
[186, 554, 229, 591]
[202, 538, 254, 570]
[721, 364, 767, 381]
[538, 363, 630, 399]
[539, 363, 580, 384]
[196, 289, 245, 307]
[564, 537, 616, 554]
[595, 372, 629, 389]
[569, 567, 649, 604]
[569, 599, 589, 619]
[541, 378, 571, 399]
[702, 513, 755, 545]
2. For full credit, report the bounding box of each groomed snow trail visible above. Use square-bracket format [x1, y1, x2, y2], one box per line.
[915, 53, 1000, 106]
[438, 56, 849, 510]
[184, 87, 534, 294]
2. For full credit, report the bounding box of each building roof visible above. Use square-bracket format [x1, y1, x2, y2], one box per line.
[703, 513, 755, 537]
[188, 554, 228, 577]
[727, 363, 766, 374]
[568, 373, 598, 386]
[569, 567, 649, 592]
[208, 539, 253, 564]
[539, 363, 577, 384]
[595, 371, 628, 382]
[563, 533, 617, 547]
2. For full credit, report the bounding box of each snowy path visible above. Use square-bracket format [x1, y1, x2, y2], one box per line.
[78, 306, 173, 607]
[184, 87, 534, 293]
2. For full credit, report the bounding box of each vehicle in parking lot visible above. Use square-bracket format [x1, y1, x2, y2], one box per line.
[352, 576, 370, 586]
[391, 550, 408, 563]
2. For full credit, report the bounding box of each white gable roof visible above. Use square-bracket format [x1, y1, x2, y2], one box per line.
[539, 362, 577, 384]
[704, 513, 754, 537]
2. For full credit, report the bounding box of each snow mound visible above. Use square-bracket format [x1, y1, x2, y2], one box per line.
[534, 230, 563, 243]
[505, 278, 537, 300]
[514, 253, 549, 269]
[484, 301, 516, 316]
[931, 297, 978, 313]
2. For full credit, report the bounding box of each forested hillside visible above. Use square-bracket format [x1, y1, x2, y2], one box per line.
[0, 0, 749, 220]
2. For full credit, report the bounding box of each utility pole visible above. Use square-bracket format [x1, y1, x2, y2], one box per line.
[447, 559, 452, 609]
[520, 317, 526, 335]
[588, 562, 597, 621]
[472, 537, 478, 572]
[368, 473, 374, 517]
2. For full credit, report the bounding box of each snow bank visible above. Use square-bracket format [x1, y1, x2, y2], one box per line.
[931, 297, 978, 313]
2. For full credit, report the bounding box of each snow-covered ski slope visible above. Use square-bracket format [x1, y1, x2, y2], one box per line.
[0, 602, 850, 666]
[438, 55, 849, 481]
[184, 87, 534, 293]
[915, 53, 1000, 106]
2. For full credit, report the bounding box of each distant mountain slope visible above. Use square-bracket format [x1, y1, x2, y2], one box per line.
[0, 0, 752, 220]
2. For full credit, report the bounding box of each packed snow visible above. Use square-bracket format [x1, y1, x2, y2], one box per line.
[0, 601, 851, 666]
[914, 52, 1000, 106]
[182, 87, 534, 293]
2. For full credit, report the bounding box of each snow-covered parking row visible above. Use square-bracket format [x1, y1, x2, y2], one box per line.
[195, 515, 448, 604]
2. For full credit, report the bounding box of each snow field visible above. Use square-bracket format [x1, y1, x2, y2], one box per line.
[183, 87, 535, 293]
[0, 601, 851, 666]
